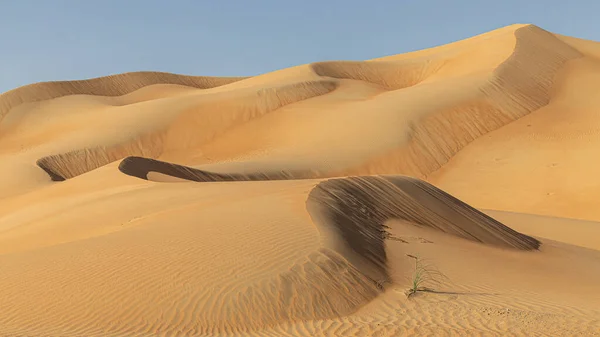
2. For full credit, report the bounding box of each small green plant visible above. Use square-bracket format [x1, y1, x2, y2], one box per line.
[405, 254, 446, 298]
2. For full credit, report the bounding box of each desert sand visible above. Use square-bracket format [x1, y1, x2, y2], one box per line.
[0, 23, 599, 336]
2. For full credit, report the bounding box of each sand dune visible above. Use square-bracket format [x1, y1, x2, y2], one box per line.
[0, 71, 247, 120]
[0, 23, 599, 336]
[34, 80, 338, 181]
[36, 25, 585, 183]
[118, 155, 541, 252]
[0, 175, 559, 336]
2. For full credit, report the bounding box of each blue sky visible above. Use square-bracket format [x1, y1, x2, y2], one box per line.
[1, 0, 598, 93]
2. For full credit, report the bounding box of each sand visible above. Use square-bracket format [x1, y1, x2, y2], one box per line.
[0, 23, 599, 336]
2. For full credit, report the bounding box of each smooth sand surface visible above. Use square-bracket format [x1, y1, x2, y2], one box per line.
[0, 24, 599, 336]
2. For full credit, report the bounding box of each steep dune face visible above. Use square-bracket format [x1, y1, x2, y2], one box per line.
[0, 24, 599, 336]
[344, 25, 583, 178]
[119, 157, 539, 249]
[308, 176, 540, 251]
[118, 156, 539, 270]
[35, 80, 338, 181]
[428, 31, 600, 220]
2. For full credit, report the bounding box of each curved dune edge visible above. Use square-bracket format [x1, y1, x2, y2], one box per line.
[118, 156, 311, 182]
[27, 25, 584, 185]
[341, 25, 584, 178]
[35, 80, 338, 180]
[310, 59, 445, 90]
[0, 71, 248, 120]
[118, 156, 541, 254]
[303, 25, 583, 179]
[115, 157, 540, 330]
[37, 134, 164, 182]
[307, 177, 540, 282]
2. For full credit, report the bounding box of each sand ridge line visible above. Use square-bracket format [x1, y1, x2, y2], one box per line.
[34, 80, 339, 181]
[0, 71, 249, 121]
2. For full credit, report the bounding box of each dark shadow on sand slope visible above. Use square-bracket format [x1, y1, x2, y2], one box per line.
[306, 176, 541, 284]
[36, 159, 67, 182]
[118, 156, 311, 182]
[116, 156, 541, 286]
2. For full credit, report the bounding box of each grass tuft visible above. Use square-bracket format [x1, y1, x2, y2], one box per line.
[405, 254, 447, 298]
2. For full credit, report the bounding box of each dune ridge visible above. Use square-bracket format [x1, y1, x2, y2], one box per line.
[308, 175, 540, 255]
[310, 59, 445, 90]
[0, 71, 248, 121]
[10, 25, 585, 185]
[39, 26, 585, 183]
[118, 156, 540, 254]
[118, 156, 306, 182]
[343, 25, 584, 178]
[36, 80, 338, 180]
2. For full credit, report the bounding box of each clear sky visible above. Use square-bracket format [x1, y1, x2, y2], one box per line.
[1, 0, 598, 93]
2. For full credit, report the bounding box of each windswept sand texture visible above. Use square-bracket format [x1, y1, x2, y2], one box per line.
[0, 24, 599, 336]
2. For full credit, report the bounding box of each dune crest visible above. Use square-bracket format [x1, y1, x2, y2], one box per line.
[307, 176, 540, 258]
[342, 25, 584, 178]
[118, 155, 540, 280]
[0, 71, 248, 120]
[310, 60, 445, 90]
[35, 80, 338, 180]
[119, 155, 542, 253]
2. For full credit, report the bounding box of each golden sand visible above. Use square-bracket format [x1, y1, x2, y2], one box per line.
[0, 24, 599, 336]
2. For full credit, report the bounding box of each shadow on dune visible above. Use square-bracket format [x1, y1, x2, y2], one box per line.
[306, 176, 541, 286]
[117, 156, 541, 287]
[36, 160, 66, 182]
[33, 80, 338, 182]
[32, 155, 543, 330]
[118, 156, 308, 182]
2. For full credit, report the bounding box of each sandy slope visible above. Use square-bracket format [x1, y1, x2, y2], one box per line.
[0, 23, 599, 336]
